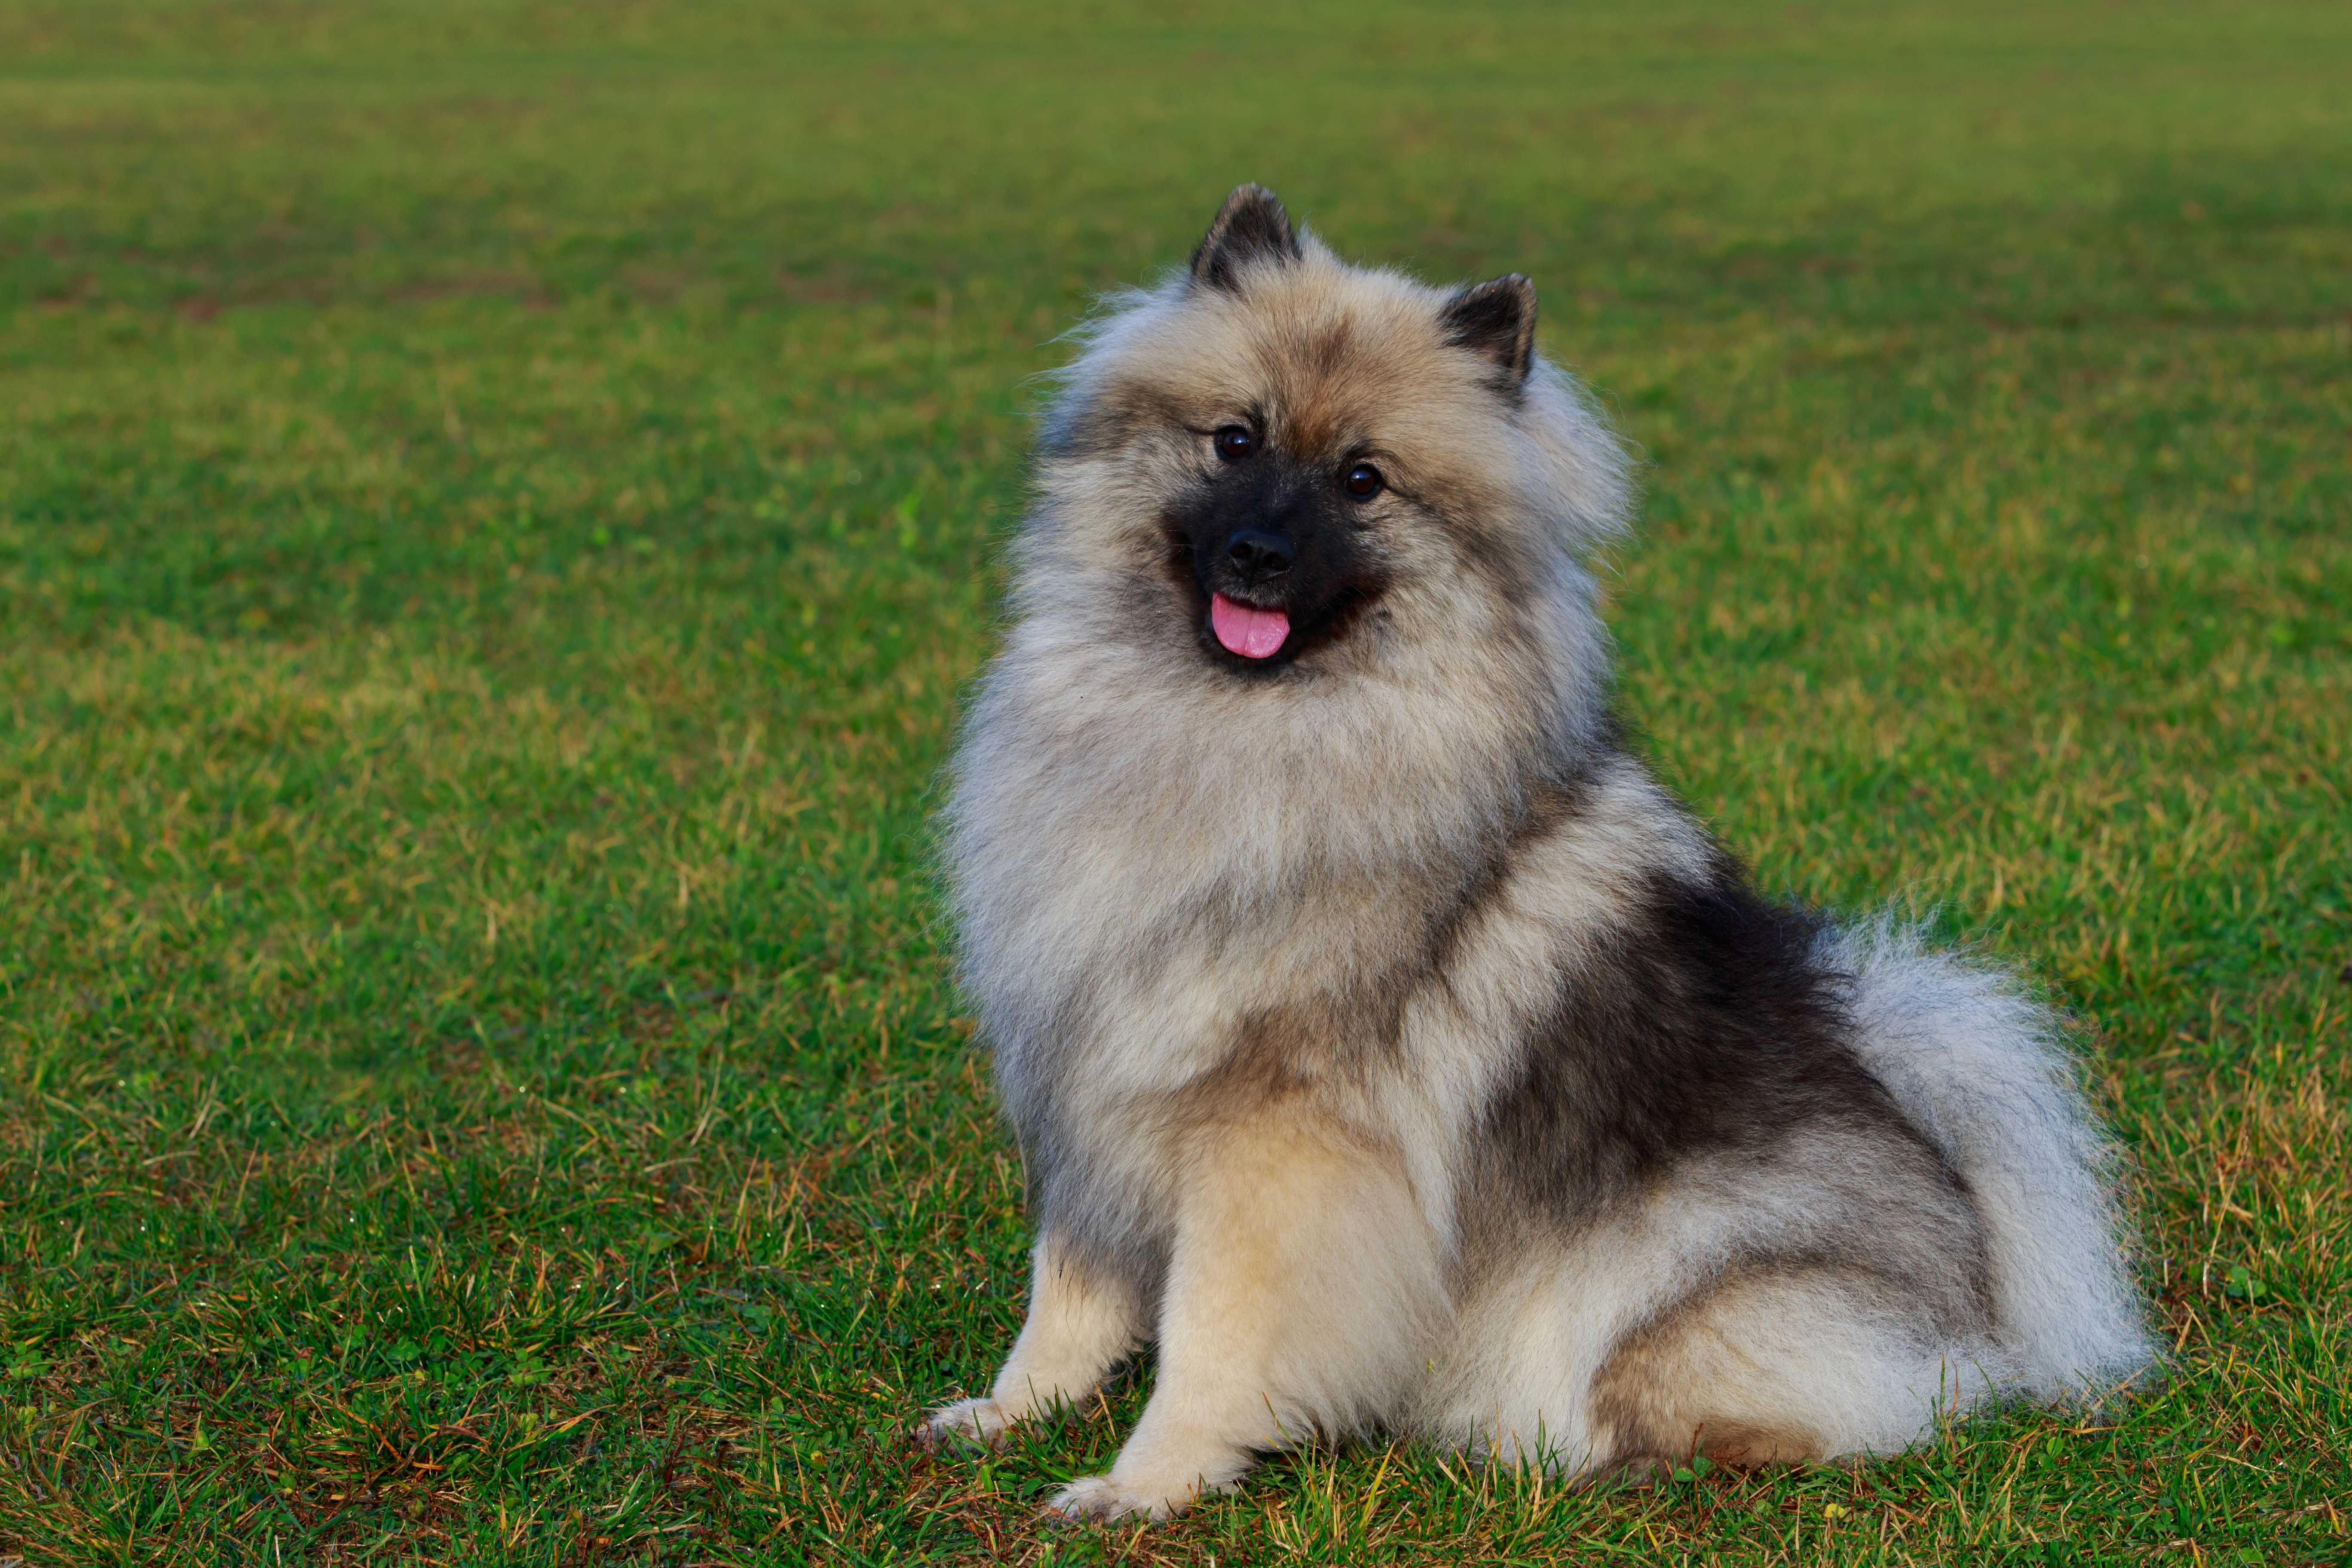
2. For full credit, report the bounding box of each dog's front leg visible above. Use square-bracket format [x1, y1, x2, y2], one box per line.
[922, 1228, 1144, 1449]
[1046, 1113, 1442, 1523]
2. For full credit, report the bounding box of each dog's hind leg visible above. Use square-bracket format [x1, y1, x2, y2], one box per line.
[1587, 1264, 1989, 1473]
[1045, 1112, 1445, 1522]
[921, 1230, 1145, 1449]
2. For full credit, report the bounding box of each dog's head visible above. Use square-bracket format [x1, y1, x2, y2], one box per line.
[1026, 185, 1631, 701]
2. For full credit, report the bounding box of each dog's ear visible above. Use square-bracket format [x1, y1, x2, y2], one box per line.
[1191, 184, 1302, 292]
[1440, 274, 1538, 386]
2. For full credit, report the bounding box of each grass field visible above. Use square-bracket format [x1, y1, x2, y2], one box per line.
[2, 1, 2348, 1562]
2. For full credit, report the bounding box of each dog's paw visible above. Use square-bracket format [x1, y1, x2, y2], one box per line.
[914, 1396, 1015, 1452]
[1041, 1473, 1194, 1524]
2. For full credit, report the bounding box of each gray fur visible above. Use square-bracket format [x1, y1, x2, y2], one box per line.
[923, 189, 2157, 1521]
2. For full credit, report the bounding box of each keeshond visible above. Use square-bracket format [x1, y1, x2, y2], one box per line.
[920, 186, 2155, 1522]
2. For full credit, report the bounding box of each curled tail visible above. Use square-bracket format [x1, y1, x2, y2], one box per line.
[1825, 920, 2160, 1400]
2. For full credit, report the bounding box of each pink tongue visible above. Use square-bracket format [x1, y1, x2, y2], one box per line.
[1210, 594, 1290, 658]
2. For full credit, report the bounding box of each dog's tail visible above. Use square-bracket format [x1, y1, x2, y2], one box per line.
[1825, 919, 2161, 1402]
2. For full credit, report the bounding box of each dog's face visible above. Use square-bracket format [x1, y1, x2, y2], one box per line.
[1032, 186, 1625, 688]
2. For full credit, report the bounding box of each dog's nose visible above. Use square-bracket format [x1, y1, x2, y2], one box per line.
[1224, 527, 1294, 582]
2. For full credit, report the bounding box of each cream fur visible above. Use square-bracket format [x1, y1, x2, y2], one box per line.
[919, 192, 2156, 1522]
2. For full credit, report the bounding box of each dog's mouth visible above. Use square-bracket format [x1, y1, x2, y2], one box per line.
[1209, 594, 1290, 659]
[1162, 529, 1381, 674]
[1188, 580, 1382, 674]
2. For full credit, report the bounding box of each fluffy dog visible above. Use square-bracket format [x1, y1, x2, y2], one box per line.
[920, 186, 2154, 1521]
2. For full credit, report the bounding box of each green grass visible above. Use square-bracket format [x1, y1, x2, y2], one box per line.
[1, 0, 2347, 1561]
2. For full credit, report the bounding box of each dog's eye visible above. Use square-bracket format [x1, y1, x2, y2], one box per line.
[1342, 462, 1384, 499]
[1213, 426, 1256, 462]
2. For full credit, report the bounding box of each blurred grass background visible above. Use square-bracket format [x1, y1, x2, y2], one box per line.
[0, 1, 2346, 1562]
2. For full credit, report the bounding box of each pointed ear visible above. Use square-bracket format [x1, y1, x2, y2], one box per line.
[1439, 274, 1538, 386]
[1190, 184, 1302, 292]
